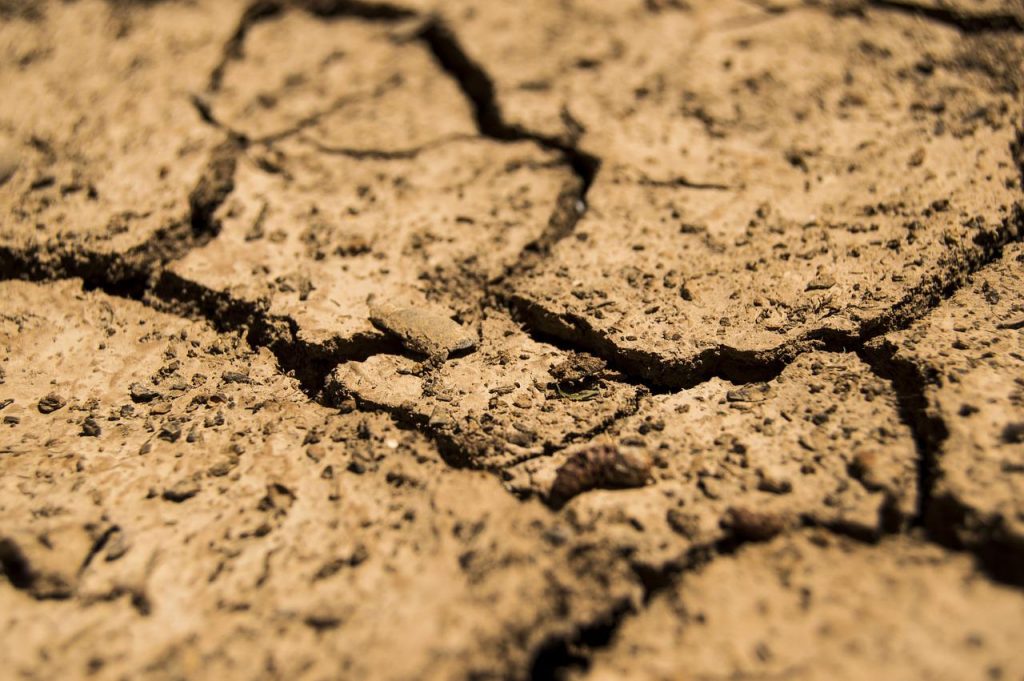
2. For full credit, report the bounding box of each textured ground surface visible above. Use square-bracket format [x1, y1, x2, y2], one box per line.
[1, 1, 1023, 679]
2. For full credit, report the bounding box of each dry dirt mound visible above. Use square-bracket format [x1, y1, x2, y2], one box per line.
[1, 1, 1023, 679]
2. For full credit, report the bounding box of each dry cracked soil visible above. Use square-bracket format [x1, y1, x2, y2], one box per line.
[1, 0, 1024, 679]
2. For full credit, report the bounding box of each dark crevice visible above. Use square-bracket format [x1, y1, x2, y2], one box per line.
[416, 19, 522, 143]
[207, 0, 284, 93]
[152, 270, 397, 399]
[1, 131, 243, 300]
[320, 363, 645, 475]
[867, 0, 1024, 33]
[189, 138, 242, 236]
[505, 292, 809, 391]
[297, 0, 416, 20]
[0, 538, 34, 592]
[504, 201, 1024, 394]
[527, 600, 632, 681]
[526, 518, 892, 680]
[503, 175, 589, 277]
[859, 208, 1024, 339]
[417, 16, 601, 256]
[78, 526, 118, 577]
[857, 341, 947, 529]
[636, 174, 733, 191]
[0, 244, 150, 300]
[859, 339, 1024, 587]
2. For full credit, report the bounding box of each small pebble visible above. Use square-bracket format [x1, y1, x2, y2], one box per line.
[38, 393, 66, 414]
[80, 416, 102, 437]
[368, 298, 476, 359]
[163, 478, 200, 502]
[129, 382, 161, 403]
[805, 275, 836, 291]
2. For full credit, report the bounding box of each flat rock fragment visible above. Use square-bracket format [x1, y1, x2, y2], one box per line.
[868, 243, 1024, 579]
[368, 298, 476, 359]
[0, 280, 640, 680]
[326, 315, 641, 470]
[481, 2, 1024, 386]
[513, 352, 917, 568]
[0, 0, 245, 276]
[583, 532, 1024, 681]
[167, 136, 576, 359]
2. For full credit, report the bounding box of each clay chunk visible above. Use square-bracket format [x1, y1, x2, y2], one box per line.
[368, 299, 476, 359]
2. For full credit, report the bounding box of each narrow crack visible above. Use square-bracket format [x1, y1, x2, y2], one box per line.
[77, 526, 118, 578]
[256, 79, 404, 145]
[0, 131, 243, 300]
[866, 0, 1024, 33]
[416, 16, 601, 250]
[636, 174, 733, 191]
[525, 512, 907, 680]
[207, 0, 283, 93]
[297, 0, 416, 20]
[858, 339, 1024, 587]
[151, 270, 399, 398]
[504, 199, 1024, 395]
[320, 355, 647, 475]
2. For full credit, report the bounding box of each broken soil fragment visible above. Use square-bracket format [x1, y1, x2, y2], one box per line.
[327, 315, 640, 469]
[547, 443, 652, 509]
[79, 416, 101, 437]
[162, 478, 201, 503]
[168, 136, 574, 361]
[550, 351, 606, 388]
[368, 298, 476, 359]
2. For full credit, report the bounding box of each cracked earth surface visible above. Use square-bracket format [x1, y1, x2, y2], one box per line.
[1, 0, 1023, 679]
